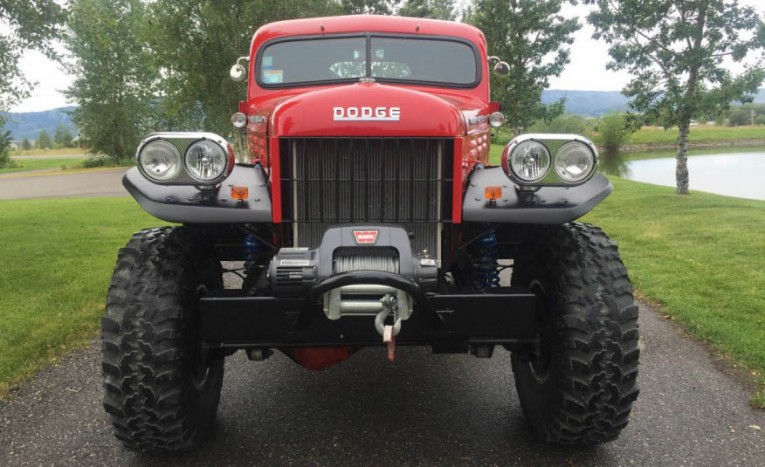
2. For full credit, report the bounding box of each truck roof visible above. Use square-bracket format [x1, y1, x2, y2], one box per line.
[249, 15, 486, 53]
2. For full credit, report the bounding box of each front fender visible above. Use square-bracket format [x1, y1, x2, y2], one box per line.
[123, 164, 272, 224]
[462, 167, 612, 224]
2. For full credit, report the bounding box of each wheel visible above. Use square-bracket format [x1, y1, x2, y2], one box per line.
[510, 222, 639, 445]
[101, 227, 224, 453]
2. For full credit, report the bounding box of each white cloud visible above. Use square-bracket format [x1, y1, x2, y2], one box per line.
[11, 50, 74, 113]
[548, 20, 632, 91]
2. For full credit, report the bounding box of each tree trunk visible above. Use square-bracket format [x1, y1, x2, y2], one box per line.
[676, 122, 690, 195]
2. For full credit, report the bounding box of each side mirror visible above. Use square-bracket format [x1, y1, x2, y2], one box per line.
[488, 55, 510, 78]
[230, 56, 249, 82]
[493, 61, 510, 78]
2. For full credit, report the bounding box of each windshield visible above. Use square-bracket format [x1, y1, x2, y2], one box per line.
[258, 35, 479, 87]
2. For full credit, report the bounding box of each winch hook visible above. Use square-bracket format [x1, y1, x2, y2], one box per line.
[375, 294, 401, 362]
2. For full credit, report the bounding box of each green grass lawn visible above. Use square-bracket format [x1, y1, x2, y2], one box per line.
[0, 158, 85, 174]
[583, 178, 765, 406]
[489, 144, 503, 164]
[10, 148, 86, 157]
[0, 198, 164, 396]
[627, 125, 765, 146]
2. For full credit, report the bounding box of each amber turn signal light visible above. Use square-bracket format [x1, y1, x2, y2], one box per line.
[484, 186, 502, 200]
[230, 186, 249, 200]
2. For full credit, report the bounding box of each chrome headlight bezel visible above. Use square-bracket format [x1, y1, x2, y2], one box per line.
[184, 139, 231, 183]
[554, 140, 598, 183]
[135, 132, 235, 185]
[136, 139, 183, 182]
[501, 134, 598, 187]
[501, 139, 552, 183]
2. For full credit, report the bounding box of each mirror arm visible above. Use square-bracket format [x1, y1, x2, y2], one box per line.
[230, 56, 250, 82]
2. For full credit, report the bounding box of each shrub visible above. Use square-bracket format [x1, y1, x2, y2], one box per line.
[81, 154, 134, 168]
[597, 113, 631, 154]
[492, 127, 514, 145]
[82, 154, 116, 168]
[0, 128, 18, 169]
[528, 114, 590, 135]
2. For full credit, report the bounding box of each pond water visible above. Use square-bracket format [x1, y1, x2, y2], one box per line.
[625, 152, 765, 201]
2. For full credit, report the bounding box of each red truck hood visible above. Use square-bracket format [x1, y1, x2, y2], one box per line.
[263, 83, 470, 137]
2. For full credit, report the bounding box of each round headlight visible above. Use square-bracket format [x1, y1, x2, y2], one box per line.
[231, 112, 247, 129]
[506, 140, 551, 183]
[489, 112, 505, 128]
[138, 140, 182, 182]
[185, 139, 229, 183]
[554, 141, 596, 183]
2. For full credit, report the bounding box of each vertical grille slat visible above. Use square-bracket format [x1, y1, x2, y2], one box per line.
[280, 137, 453, 257]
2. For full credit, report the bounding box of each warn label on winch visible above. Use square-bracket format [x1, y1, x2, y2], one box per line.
[353, 230, 379, 244]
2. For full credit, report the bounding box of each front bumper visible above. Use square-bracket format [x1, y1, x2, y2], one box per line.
[123, 165, 272, 224]
[199, 274, 536, 351]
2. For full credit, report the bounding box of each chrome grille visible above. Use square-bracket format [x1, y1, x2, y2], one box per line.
[279, 137, 453, 257]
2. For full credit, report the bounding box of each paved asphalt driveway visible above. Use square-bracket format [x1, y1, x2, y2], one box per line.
[0, 302, 763, 466]
[0, 168, 763, 465]
[0, 168, 128, 200]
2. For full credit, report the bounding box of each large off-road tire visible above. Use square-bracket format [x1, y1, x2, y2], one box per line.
[511, 222, 639, 445]
[101, 227, 224, 453]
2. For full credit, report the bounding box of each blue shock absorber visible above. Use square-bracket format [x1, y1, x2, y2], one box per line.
[471, 231, 500, 288]
[243, 233, 265, 278]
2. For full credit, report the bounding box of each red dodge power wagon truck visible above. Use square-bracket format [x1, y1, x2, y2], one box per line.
[102, 15, 639, 453]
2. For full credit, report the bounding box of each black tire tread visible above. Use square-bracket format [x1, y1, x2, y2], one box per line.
[511, 222, 639, 445]
[102, 226, 223, 453]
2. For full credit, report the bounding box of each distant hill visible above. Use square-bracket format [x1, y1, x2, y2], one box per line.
[752, 88, 765, 103]
[543, 88, 765, 117]
[542, 90, 629, 117]
[3, 89, 764, 140]
[2, 107, 78, 142]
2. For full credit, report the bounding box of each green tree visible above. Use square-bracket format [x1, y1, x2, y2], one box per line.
[587, 0, 765, 194]
[468, 0, 580, 133]
[21, 138, 32, 150]
[0, 1, 65, 167]
[65, 0, 158, 160]
[0, 116, 15, 168]
[36, 129, 52, 149]
[53, 123, 74, 148]
[148, 0, 342, 136]
[0, 0, 65, 110]
[341, 0, 395, 14]
[398, 0, 456, 20]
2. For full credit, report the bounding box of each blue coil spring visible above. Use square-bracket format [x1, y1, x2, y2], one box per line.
[471, 231, 500, 288]
[243, 233, 265, 277]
